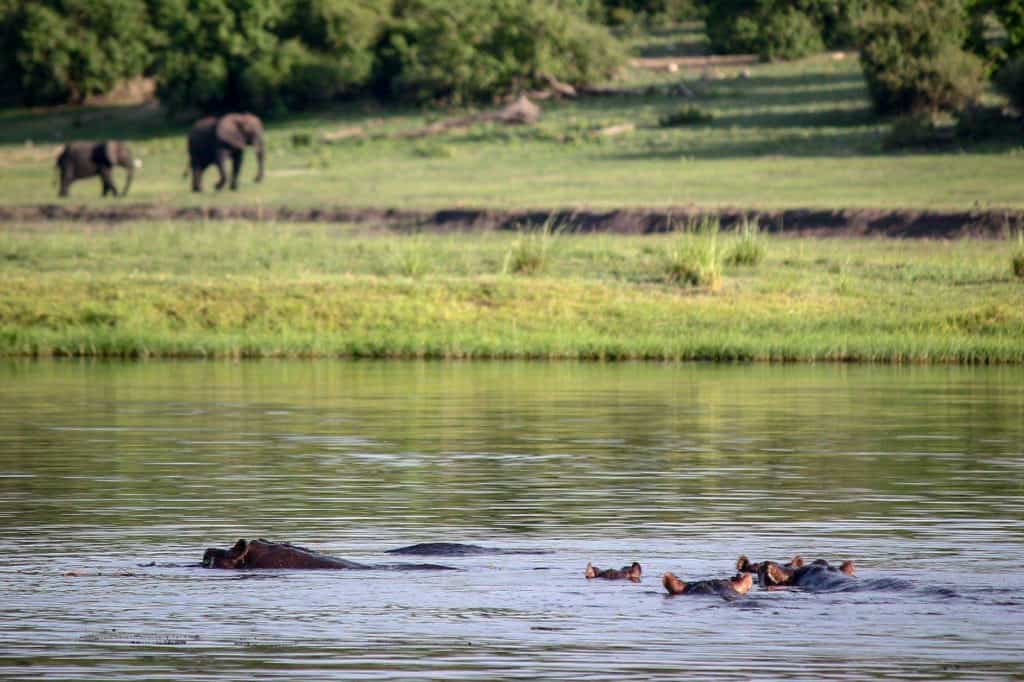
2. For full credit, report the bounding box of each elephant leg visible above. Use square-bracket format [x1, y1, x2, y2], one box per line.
[214, 150, 229, 191]
[59, 170, 70, 198]
[229, 150, 243, 191]
[99, 166, 118, 197]
[192, 166, 204, 193]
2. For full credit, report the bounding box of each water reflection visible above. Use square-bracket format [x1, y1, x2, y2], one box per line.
[0, 360, 1022, 679]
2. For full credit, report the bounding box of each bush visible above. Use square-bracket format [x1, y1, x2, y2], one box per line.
[503, 220, 561, 275]
[2, 0, 153, 105]
[858, 1, 986, 116]
[662, 218, 723, 289]
[658, 105, 713, 127]
[376, 0, 624, 105]
[724, 217, 765, 266]
[756, 7, 823, 61]
[996, 54, 1024, 113]
[705, 0, 865, 59]
[955, 104, 1022, 141]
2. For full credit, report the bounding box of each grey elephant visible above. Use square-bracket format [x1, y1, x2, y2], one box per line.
[55, 141, 138, 198]
[187, 113, 265, 192]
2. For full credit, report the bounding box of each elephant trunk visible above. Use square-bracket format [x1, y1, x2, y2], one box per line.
[254, 139, 265, 183]
[121, 160, 135, 197]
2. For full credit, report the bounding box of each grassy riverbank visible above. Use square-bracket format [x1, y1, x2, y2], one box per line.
[1, 25, 1022, 211]
[1, 221, 1021, 362]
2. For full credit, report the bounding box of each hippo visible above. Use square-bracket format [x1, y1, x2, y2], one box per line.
[202, 539, 454, 570]
[386, 542, 549, 556]
[736, 554, 804, 574]
[662, 572, 753, 599]
[757, 558, 856, 590]
[585, 561, 642, 582]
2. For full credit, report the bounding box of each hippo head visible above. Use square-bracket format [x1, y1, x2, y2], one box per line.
[625, 562, 642, 581]
[202, 539, 251, 569]
[736, 554, 804, 574]
[730, 572, 754, 595]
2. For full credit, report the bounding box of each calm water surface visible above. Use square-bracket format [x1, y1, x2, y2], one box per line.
[0, 360, 1022, 680]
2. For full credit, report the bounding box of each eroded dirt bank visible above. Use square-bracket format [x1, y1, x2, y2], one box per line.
[2, 204, 1021, 238]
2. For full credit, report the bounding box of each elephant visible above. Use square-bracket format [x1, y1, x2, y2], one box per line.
[585, 561, 642, 581]
[756, 558, 856, 590]
[187, 113, 265, 192]
[662, 571, 753, 599]
[201, 539, 455, 570]
[55, 141, 138, 198]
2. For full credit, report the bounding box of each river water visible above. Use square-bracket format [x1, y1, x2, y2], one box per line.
[0, 360, 1022, 680]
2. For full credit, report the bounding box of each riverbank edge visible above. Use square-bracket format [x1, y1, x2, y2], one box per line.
[3, 204, 1023, 238]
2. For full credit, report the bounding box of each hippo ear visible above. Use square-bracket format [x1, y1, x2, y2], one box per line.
[736, 555, 751, 572]
[840, 560, 855, 576]
[791, 555, 804, 567]
[584, 562, 596, 579]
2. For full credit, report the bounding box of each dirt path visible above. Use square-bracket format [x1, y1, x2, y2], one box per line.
[1, 204, 1021, 238]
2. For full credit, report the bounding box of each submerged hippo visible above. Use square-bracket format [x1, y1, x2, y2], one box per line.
[585, 561, 642, 582]
[736, 554, 804, 574]
[662, 572, 753, 599]
[757, 558, 855, 589]
[202, 539, 454, 570]
[386, 542, 549, 556]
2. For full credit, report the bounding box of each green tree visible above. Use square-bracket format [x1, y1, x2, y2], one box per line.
[2, 0, 153, 105]
[375, 0, 623, 105]
[859, 0, 985, 115]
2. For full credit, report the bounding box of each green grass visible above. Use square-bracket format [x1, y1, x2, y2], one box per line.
[0, 23, 1021, 210]
[1, 221, 1022, 362]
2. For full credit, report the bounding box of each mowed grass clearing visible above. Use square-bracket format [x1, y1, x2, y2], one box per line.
[1, 221, 1021, 362]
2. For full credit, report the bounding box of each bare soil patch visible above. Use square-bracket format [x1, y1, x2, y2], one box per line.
[1, 204, 1021, 239]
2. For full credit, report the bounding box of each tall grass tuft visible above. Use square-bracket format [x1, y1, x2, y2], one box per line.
[662, 216, 722, 289]
[1012, 230, 1024, 280]
[503, 218, 561, 275]
[725, 215, 766, 267]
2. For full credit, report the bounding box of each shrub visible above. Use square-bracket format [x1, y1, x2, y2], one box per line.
[724, 216, 765, 266]
[2, 0, 153, 105]
[756, 7, 824, 61]
[376, 0, 624, 105]
[858, 1, 986, 116]
[705, 0, 864, 59]
[662, 218, 722, 289]
[503, 220, 561, 275]
[658, 105, 713, 127]
[995, 54, 1024, 113]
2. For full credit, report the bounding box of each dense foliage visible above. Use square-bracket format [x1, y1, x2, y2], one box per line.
[995, 54, 1024, 112]
[0, 0, 153, 105]
[376, 0, 623, 105]
[968, 0, 1024, 65]
[152, 0, 392, 113]
[705, 0, 869, 60]
[858, 0, 985, 115]
[1, 0, 622, 112]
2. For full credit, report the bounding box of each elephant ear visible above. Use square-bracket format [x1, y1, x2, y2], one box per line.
[215, 115, 249, 150]
[104, 141, 121, 166]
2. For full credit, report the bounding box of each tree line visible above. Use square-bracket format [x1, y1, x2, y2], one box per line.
[1, 0, 1021, 118]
